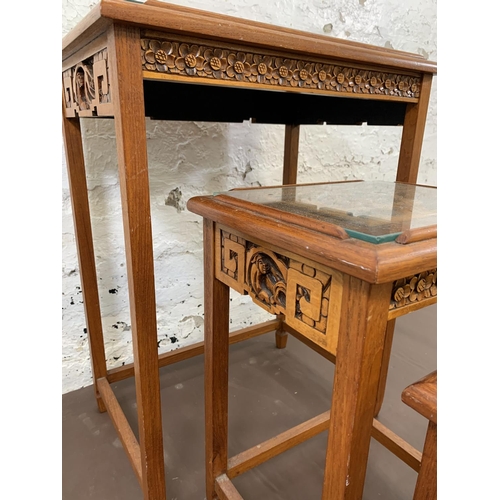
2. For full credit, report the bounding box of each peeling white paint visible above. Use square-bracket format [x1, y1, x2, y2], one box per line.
[62, 0, 437, 393]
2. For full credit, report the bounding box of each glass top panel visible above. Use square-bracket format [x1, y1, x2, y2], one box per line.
[220, 181, 436, 243]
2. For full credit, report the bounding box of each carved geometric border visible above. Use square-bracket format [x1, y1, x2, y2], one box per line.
[286, 266, 343, 354]
[141, 37, 421, 100]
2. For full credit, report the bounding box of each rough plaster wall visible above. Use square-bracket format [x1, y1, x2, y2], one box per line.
[62, 0, 437, 393]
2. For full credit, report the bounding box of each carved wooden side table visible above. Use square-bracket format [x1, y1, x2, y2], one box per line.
[62, 1, 436, 498]
[187, 180, 437, 499]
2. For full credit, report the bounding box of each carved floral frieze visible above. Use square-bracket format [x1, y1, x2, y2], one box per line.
[141, 38, 421, 99]
[389, 269, 437, 310]
[63, 48, 113, 117]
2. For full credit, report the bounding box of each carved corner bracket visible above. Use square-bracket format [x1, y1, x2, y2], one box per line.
[63, 48, 113, 117]
[141, 36, 421, 100]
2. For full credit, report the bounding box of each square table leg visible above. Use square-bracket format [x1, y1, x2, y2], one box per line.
[108, 23, 167, 500]
[203, 219, 231, 500]
[322, 276, 393, 499]
[62, 110, 107, 413]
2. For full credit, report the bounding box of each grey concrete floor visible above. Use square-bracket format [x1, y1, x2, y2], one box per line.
[62, 305, 436, 500]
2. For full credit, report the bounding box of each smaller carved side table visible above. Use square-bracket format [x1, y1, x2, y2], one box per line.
[187, 180, 437, 500]
[402, 370, 438, 500]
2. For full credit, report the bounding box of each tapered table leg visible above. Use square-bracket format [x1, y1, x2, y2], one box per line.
[322, 277, 392, 499]
[396, 74, 433, 184]
[414, 421, 437, 500]
[108, 23, 166, 500]
[203, 219, 230, 500]
[374, 319, 396, 417]
[275, 124, 301, 349]
[62, 111, 107, 413]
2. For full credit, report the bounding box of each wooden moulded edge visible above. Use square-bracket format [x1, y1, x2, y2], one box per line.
[186, 195, 437, 284]
[63, 0, 437, 74]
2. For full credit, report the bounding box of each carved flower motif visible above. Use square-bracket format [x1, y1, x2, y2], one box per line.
[175, 44, 205, 76]
[385, 78, 396, 91]
[226, 52, 252, 81]
[352, 71, 370, 94]
[369, 75, 383, 94]
[249, 55, 273, 83]
[203, 48, 228, 78]
[272, 58, 295, 85]
[312, 64, 333, 90]
[391, 269, 437, 308]
[144, 41, 176, 72]
[398, 80, 410, 92]
[395, 76, 411, 94]
[292, 61, 314, 87]
[332, 66, 351, 91]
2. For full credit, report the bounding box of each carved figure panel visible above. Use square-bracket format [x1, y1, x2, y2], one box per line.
[215, 226, 343, 355]
[246, 246, 288, 315]
[141, 37, 421, 100]
[63, 49, 113, 117]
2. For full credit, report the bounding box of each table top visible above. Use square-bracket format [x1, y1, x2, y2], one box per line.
[221, 181, 436, 244]
[63, 0, 437, 75]
[187, 181, 437, 284]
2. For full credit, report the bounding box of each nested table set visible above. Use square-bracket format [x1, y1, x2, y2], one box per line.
[61, 1, 437, 499]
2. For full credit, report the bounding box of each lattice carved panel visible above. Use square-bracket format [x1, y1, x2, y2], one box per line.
[215, 227, 343, 354]
[62, 48, 113, 117]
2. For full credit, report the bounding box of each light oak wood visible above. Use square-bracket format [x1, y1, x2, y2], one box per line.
[97, 378, 142, 482]
[214, 474, 244, 500]
[283, 124, 300, 185]
[227, 410, 330, 479]
[283, 322, 336, 364]
[274, 316, 288, 349]
[216, 194, 350, 240]
[387, 296, 437, 320]
[374, 319, 396, 417]
[62, 3, 110, 60]
[108, 23, 166, 499]
[204, 219, 231, 500]
[187, 195, 437, 284]
[402, 371, 437, 425]
[414, 421, 437, 500]
[143, 0, 427, 64]
[142, 70, 420, 104]
[62, 109, 107, 413]
[106, 319, 280, 383]
[396, 74, 434, 183]
[62, 3, 436, 497]
[91, 0, 436, 74]
[402, 371, 437, 500]
[322, 277, 393, 499]
[190, 180, 437, 498]
[371, 418, 422, 472]
[396, 224, 437, 244]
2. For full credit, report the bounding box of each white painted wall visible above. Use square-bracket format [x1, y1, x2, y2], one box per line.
[62, 0, 437, 393]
